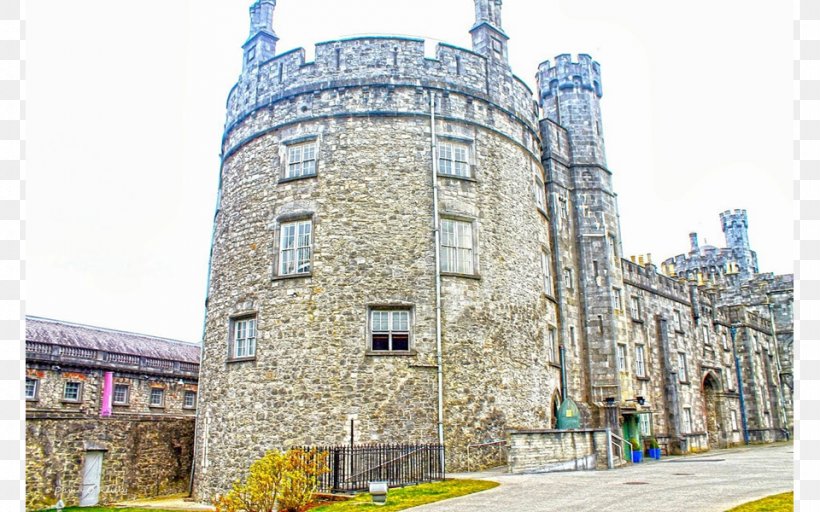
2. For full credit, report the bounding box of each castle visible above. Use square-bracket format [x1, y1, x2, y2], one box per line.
[193, 0, 792, 498]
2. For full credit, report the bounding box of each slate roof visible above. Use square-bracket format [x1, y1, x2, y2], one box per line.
[26, 316, 200, 363]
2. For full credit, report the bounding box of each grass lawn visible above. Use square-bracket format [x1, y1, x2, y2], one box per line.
[725, 492, 794, 512]
[311, 479, 499, 512]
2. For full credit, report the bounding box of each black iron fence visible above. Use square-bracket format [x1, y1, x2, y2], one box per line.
[299, 443, 445, 493]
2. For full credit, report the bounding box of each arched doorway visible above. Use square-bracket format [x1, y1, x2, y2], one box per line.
[702, 371, 722, 449]
[550, 390, 562, 429]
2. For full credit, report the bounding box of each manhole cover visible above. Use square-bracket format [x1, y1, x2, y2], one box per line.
[624, 482, 649, 485]
[668, 458, 725, 463]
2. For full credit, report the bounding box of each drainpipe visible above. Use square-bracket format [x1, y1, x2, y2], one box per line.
[430, 94, 446, 470]
[545, 164, 568, 402]
[730, 324, 750, 445]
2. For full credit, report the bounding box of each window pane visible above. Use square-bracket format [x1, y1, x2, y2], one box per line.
[393, 311, 409, 331]
[64, 382, 79, 400]
[289, 146, 302, 163]
[372, 333, 389, 351]
[372, 311, 388, 332]
[281, 224, 296, 249]
[392, 333, 409, 351]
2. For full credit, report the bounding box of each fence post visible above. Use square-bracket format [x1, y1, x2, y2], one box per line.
[332, 447, 340, 492]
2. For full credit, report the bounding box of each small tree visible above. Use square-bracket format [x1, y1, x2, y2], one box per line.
[212, 449, 287, 512]
[212, 448, 328, 512]
[278, 448, 330, 512]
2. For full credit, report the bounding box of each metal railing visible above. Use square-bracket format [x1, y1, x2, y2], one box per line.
[466, 440, 508, 472]
[607, 430, 628, 469]
[301, 443, 444, 493]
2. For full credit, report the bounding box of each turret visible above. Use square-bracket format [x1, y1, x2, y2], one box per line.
[720, 209, 750, 250]
[689, 232, 700, 252]
[470, 0, 508, 64]
[536, 54, 606, 166]
[243, 0, 278, 73]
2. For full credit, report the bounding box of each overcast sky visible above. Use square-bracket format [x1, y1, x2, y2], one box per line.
[25, 1, 793, 342]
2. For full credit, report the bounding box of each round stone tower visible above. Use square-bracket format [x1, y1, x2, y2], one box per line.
[194, 0, 562, 499]
[720, 208, 759, 279]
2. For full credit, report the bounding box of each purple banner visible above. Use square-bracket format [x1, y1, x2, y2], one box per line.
[100, 371, 113, 417]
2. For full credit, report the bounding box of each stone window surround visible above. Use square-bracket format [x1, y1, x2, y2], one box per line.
[436, 134, 476, 182]
[62, 380, 83, 403]
[616, 344, 627, 373]
[279, 134, 319, 184]
[365, 303, 417, 356]
[678, 352, 690, 384]
[271, 211, 315, 280]
[149, 387, 166, 408]
[629, 295, 643, 323]
[113, 383, 130, 405]
[563, 268, 573, 290]
[541, 247, 554, 299]
[673, 309, 685, 333]
[533, 169, 546, 215]
[612, 287, 623, 312]
[546, 325, 559, 366]
[439, 213, 479, 279]
[227, 313, 258, 363]
[25, 377, 38, 401]
[183, 390, 197, 409]
[635, 344, 647, 378]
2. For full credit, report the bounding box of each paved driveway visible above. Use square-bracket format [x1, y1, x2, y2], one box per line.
[414, 443, 793, 512]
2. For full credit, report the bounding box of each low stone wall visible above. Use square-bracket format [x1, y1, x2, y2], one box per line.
[508, 429, 609, 474]
[749, 428, 790, 443]
[26, 415, 195, 510]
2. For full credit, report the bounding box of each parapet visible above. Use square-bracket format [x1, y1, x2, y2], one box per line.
[225, 36, 538, 133]
[720, 209, 748, 229]
[536, 54, 602, 101]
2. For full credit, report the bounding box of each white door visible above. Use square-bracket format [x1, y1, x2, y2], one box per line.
[80, 451, 104, 506]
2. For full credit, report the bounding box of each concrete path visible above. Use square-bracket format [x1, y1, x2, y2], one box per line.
[113, 493, 214, 511]
[416, 443, 793, 512]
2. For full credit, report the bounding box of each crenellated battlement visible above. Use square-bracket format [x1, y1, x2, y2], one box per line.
[720, 208, 748, 229]
[536, 53, 602, 101]
[225, 36, 537, 133]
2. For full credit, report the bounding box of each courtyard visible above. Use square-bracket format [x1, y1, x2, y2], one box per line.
[412, 443, 794, 512]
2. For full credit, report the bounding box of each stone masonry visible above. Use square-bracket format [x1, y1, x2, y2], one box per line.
[193, 0, 791, 499]
[25, 317, 200, 510]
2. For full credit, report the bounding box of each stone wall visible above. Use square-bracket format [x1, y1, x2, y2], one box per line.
[26, 367, 197, 417]
[507, 429, 610, 473]
[25, 416, 195, 510]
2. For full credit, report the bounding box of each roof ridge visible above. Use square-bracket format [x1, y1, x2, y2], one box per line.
[26, 315, 201, 347]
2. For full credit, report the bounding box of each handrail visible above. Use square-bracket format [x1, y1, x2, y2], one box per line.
[345, 446, 426, 481]
[466, 440, 508, 472]
[608, 431, 627, 465]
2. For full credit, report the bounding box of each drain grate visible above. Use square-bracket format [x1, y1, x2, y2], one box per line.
[624, 481, 649, 485]
[672, 473, 694, 476]
[668, 458, 725, 463]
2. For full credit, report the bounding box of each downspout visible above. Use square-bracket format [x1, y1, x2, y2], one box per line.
[430, 93, 446, 470]
[545, 170, 568, 402]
